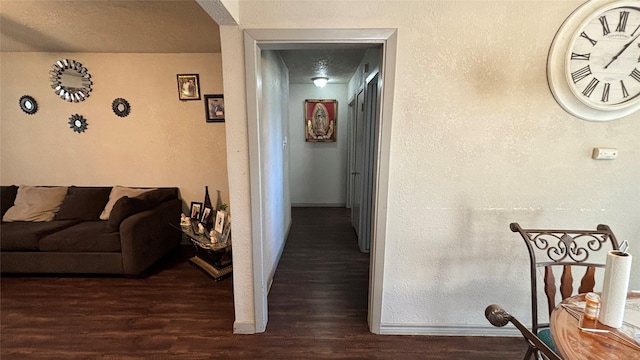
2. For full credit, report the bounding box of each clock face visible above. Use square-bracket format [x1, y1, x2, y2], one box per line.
[566, 5, 640, 111]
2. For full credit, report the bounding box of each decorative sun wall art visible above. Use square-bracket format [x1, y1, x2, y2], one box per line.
[112, 98, 131, 117]
[68, 114, 88, 133]
[19, 95, 38, 115]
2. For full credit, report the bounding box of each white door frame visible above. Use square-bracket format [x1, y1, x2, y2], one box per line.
[244, 28, 397, 333]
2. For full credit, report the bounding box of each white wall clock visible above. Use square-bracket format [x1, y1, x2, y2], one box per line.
[547, 0, 640, 121]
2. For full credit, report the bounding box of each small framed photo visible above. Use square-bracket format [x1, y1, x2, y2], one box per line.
[204, 94, 225, 122]
[190, 202, 203, 219]
[177, 74, 201, 100]
[200, 206, 213, 224]
[214, 210, 226, 233]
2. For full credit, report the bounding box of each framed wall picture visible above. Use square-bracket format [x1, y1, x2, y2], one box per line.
[305, 99, 337, 142]
[204, 94, 225, 122]
[177, 74, 201, 100]
[190, 202, 203, 219]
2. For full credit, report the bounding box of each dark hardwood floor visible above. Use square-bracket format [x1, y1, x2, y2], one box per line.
[1, 207, 525, 359]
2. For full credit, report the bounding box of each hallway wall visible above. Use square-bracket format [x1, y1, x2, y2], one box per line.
[261, 50, 292, 292]
[288, 83, 349, 207]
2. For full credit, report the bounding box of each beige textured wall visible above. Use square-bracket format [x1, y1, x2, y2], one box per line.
[222, 0, 640, 333]
[0, 52, 229, 212]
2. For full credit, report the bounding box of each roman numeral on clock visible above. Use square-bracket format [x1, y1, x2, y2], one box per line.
[599, 16, 611, 36]
[621, 80, 629, 98]
[571, 53, 590, 61]
[631, 68, 640, 82]
[582, 78, 599, 97]
[580, 32, 597, 46]
[616, 11, 629, 32]
[601, 83, 610, 102]
[572, 65, 592, 83]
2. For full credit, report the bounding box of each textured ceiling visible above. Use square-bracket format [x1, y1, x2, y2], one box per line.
[0, 0, 221, 53]
[280, 49, 369, 84]
[0, 0, 372, 84]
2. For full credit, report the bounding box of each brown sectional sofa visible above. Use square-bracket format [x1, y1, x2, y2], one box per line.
[0, 185, 182, 276]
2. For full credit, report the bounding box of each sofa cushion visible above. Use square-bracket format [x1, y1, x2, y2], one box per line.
[104, 196, 147, 233]
[2, 186, 68, 222]
[1, 185, 18, 220]
[136, 188, 177, 209]
[55, 186, 112, 221]
[39, 221, 121, 252]
[0, 220, 80, 251]
[99, 186, 155, 220]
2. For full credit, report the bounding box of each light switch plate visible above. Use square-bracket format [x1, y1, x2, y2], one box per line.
[592, 147, 617, 160]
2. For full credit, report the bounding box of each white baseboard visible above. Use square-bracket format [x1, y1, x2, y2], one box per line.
[378, 323, 521, 337]
[233, 321, 256, 334]
[266, 220, 291, 294]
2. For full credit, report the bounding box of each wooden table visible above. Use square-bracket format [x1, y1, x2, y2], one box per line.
[550, 293, 640, 359]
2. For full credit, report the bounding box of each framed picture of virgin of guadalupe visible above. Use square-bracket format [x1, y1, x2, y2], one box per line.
[304, 99, 337, 142]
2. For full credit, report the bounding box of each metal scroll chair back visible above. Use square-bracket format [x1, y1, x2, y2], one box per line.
[485, 304, 561, 360]
[509, 222, 618, 358]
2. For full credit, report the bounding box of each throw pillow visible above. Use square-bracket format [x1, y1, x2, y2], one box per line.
[135, 188, 176, 209]
[54, 186, 112, 221]
[2, 185, 69, 222]
[104, 196, 147, 233]
[99, 186, 155, 220]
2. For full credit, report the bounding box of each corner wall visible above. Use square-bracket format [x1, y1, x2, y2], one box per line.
[0, 52, 229, 210]
[222, 0, 640, 334]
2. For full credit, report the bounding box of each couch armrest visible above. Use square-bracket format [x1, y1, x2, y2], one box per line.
[119, 198, 182, 276]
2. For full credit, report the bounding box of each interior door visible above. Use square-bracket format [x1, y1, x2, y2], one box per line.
[358, 72, 379, 253]
[346, 99, 355, 209]
[351, 89, 365, 238]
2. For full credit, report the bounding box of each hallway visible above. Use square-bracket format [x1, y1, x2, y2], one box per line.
[257, 207, 526, 359]
[268, 207, 370, 334]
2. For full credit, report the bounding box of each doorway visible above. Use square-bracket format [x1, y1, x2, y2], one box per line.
[244, 28, 398, 334]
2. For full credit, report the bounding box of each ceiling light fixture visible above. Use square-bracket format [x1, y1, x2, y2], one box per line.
[312, 77, 329, 88]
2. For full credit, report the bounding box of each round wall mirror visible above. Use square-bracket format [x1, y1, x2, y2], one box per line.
[68, 114, 88, 133]
[49, 59, 92, 103]
[19, 95, 38, 115]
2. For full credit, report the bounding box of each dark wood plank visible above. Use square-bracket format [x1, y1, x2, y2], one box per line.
[1, 207, 526, 359]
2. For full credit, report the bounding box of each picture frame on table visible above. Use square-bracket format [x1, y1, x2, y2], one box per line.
[200, 206, 213, 224]
[177, 74, 201, 100]
[214, 210, 226, 233]
[204, 94, 225, 122]
[190, 202, 203, 219]
[305, 99, 337, 142]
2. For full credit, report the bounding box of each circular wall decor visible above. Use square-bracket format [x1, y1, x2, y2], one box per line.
[49, 59, 93, 103]
[19, 95, 38, 115]
[68, 114, 88, 133]
[112, 98, 131, 117]
[547, 0, 640, 121]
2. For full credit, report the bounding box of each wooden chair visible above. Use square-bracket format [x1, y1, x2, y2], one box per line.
[485, 304, 561, 360]
[510, 222, 619, 360]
